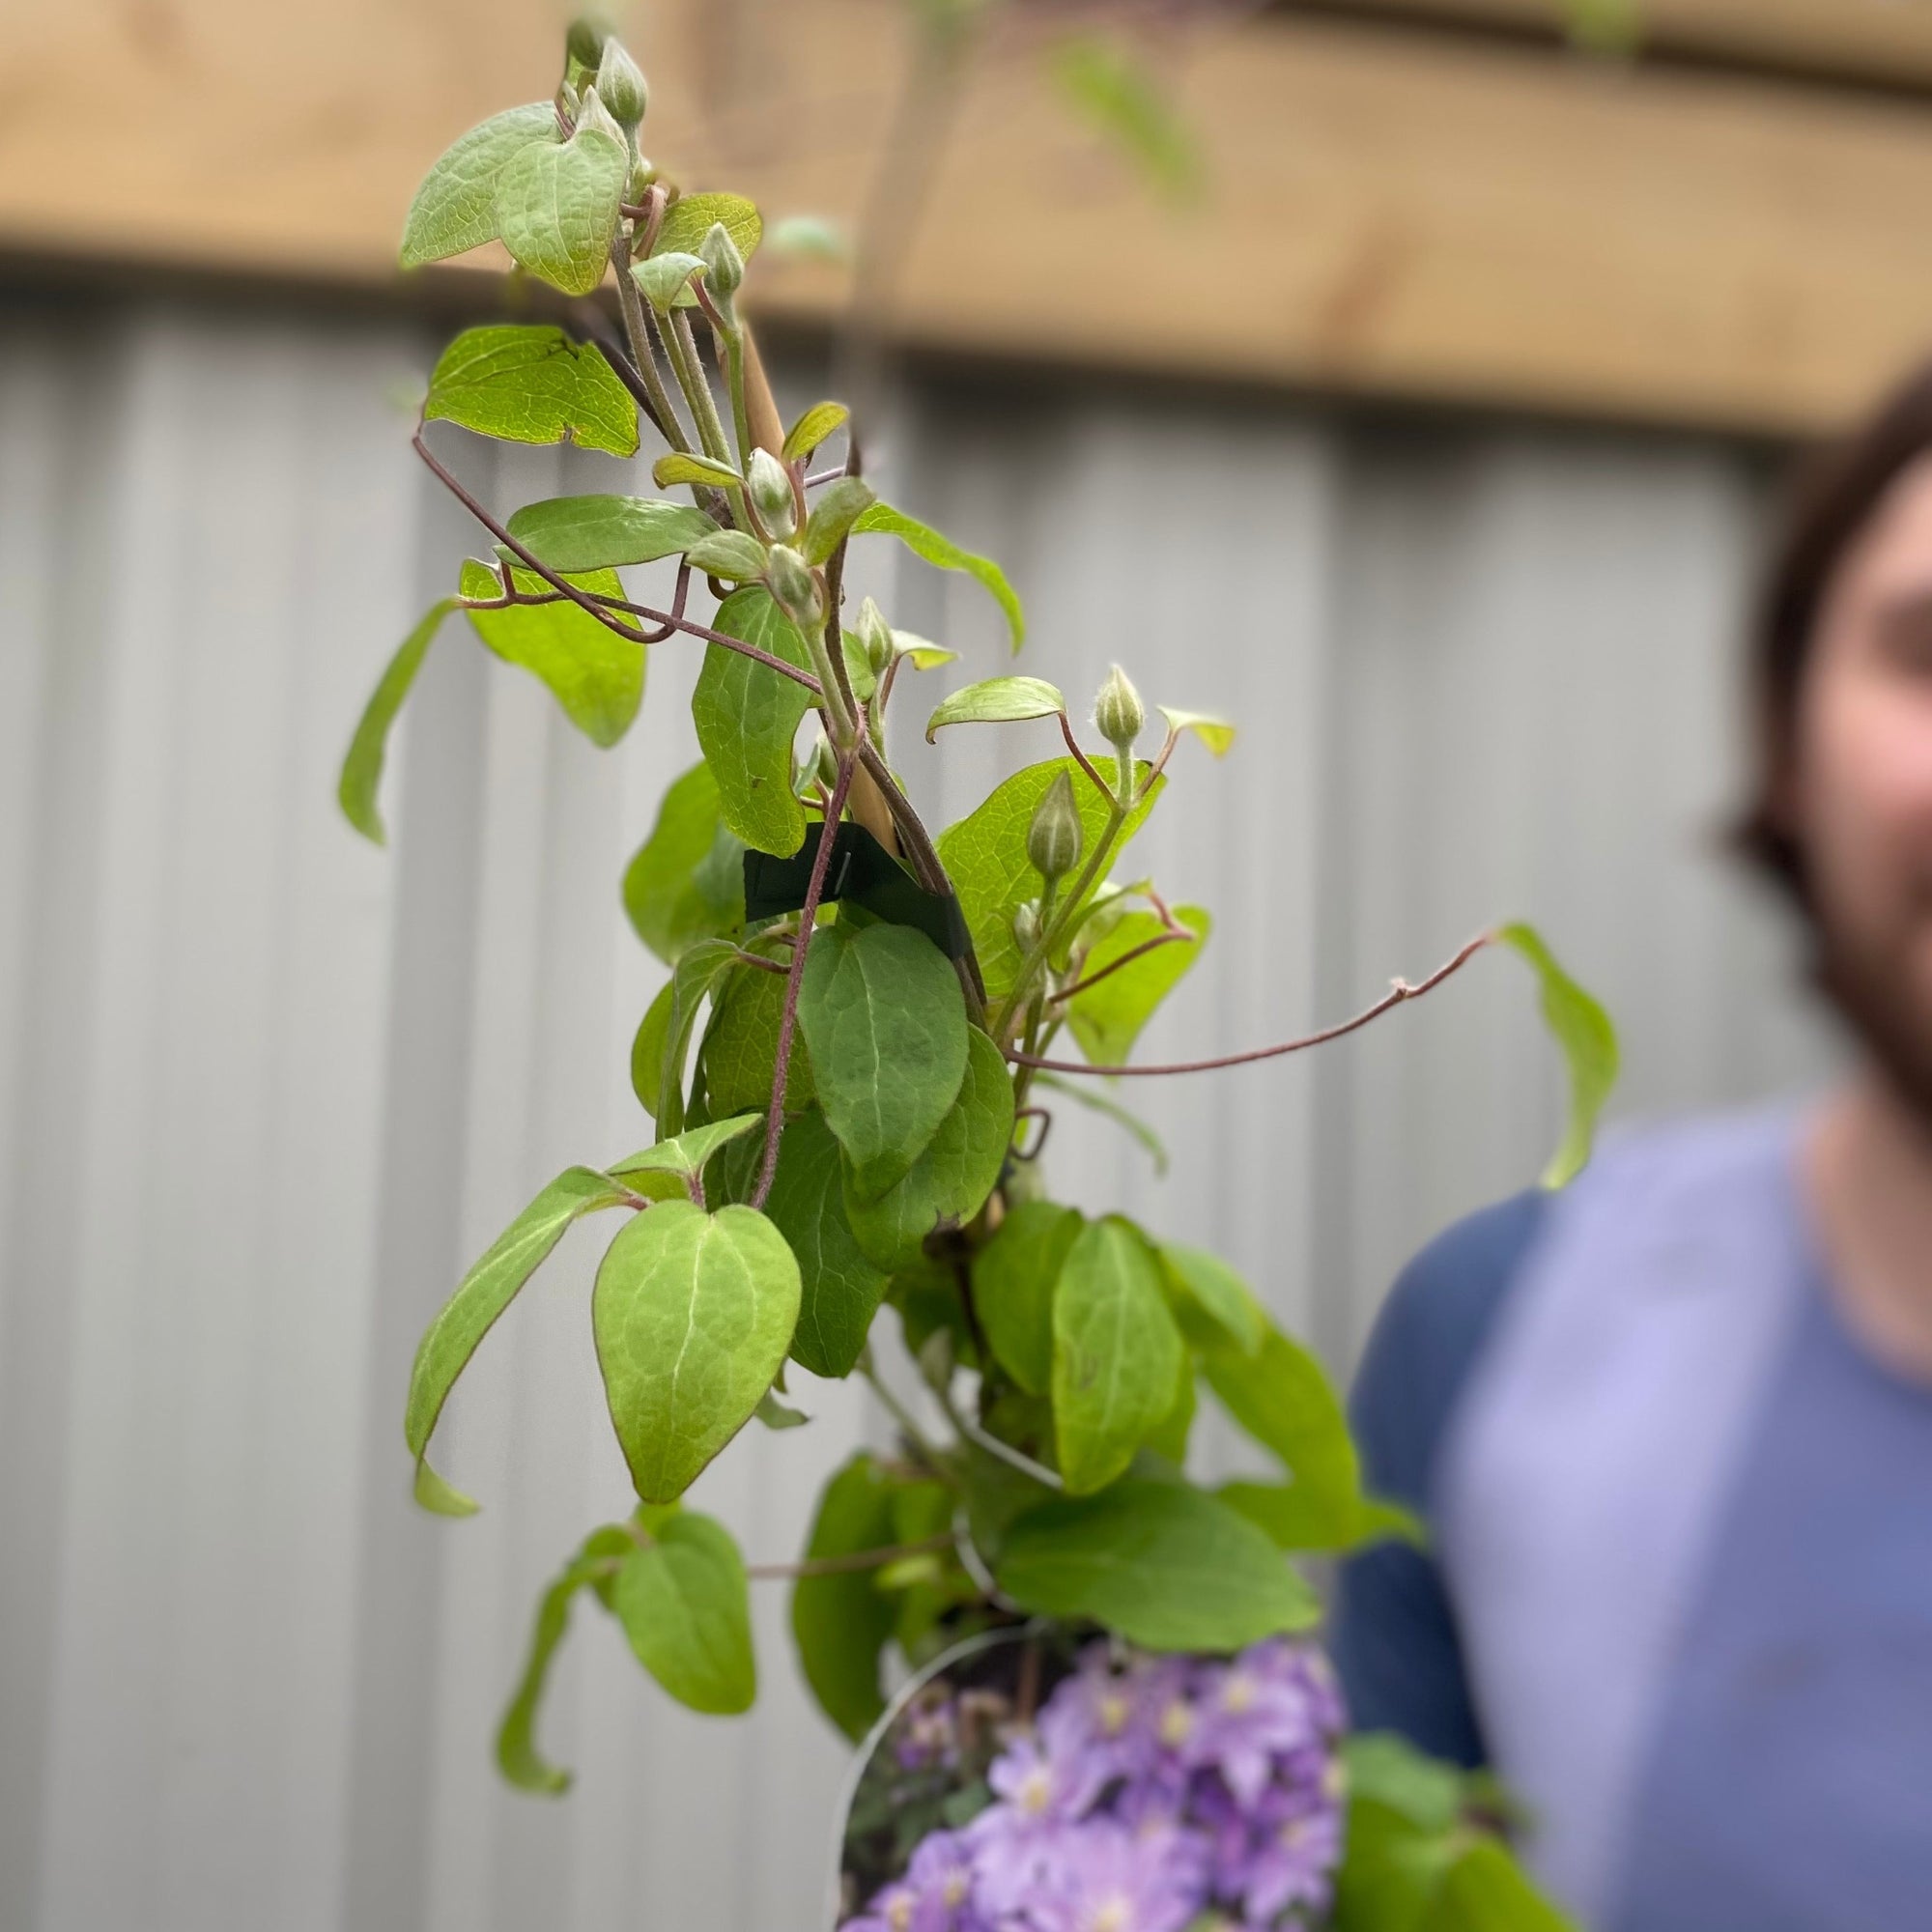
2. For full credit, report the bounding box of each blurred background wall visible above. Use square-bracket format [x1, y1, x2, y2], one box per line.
[0, 0, 1917, 1926]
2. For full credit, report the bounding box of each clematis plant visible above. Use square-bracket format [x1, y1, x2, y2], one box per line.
[344, 19, 1611, 1927]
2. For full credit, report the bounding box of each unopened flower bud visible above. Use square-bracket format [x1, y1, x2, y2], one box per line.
[1094, 663, 1145, 752]
[814, 736, 839, 790]
[566, 14, 611, 70]
[595, 38, 647, 129]
[1026, 771, 1083, 885]
[748, 448, 795, 538]
[765, 544, 824, 629]
[855, 596, 895, 676]
[698, 221, 745, 301]
[1012, 899, 1042, 953]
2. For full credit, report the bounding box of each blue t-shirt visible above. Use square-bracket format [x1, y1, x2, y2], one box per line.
[1332, 1111, 1932, 1932]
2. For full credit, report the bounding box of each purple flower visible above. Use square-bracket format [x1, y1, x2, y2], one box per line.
[1182, 1657, 1321, 1806]
[1232, 1795, 1342, 1924]
[846, 1829, 983, 1932]
[1027, 1816, 1208, 1932]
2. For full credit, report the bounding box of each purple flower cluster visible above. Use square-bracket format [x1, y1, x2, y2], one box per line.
[842, 1638, 1346, 1932]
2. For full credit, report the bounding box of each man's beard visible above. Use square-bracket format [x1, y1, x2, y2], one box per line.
[1813, 912, 1932, 1132]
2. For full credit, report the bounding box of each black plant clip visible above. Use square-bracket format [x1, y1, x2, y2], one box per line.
[743, 821, 974, 963]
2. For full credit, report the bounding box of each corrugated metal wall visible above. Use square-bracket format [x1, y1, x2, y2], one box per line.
[0, 295, 1838, 1932]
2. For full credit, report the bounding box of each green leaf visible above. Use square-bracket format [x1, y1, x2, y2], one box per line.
[799, 922, 969, 1200]
[622, 761, 746, 964]
[1049, 34, 1201, 201]
[1143, 1352, 1197, 1466]
[1052, 1215, 1186, 1494]
[493, 121, 628, 296]
[1436, 1838, 1579, 1931]
[782, 401, 848, 463]
[801, 477, 877, 566]
[653, 190, 763, 303]
[609, 1113, 763, 1189]
[844, 1028, 1016, 1271]
[692, 587, 815, 858]
[459, 560, 642, 747]
[405, 1167, 629, 1514]
[423, 325, 638, 456]
[935, 757, 1163, 1001]
[630, 938, 740, 1129]
[924, 676, 1065, 744]
[338, 598, 457, 844]
[750, 1111, 889, 1379]
[1344, 1733, 1467, 1833]
[852, 500, 1025, 650]
[507, 495, 719, 573]
[631, 249, 707, 309]
[1157, 1242, 1264, 1355]
[699, 965, 815, 1119]
[1222, 1481, 1424, 1556]
[756, 1388, 810, 1429]
[592, 1199, 802, 1503]
[1035, 1071, 1169, 1175]
[1157, 705, 1236, 756]
[792, 1455, 899, 1739]
[654, 450, 744, 490]
[1204, 1324, 1364, 1542]
[973, 1201, 1083, 1395]
[768, 213, 846, 262]
[1065, 905, 1209, 1065]
[897, 636, 958, 672]
[495, 1524, 633, 1794]
[614, 1510, 756, 1714]
[1495, 923, 1619, 1188]
[996, 1480, 1319, 1651]
[685, 529, 770, 582]
[1333, 1798, 1456, 1932]
[400, 102, 560, 268]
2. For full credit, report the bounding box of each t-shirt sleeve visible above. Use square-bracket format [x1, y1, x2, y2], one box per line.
[1329, 1190, 1549, 1770]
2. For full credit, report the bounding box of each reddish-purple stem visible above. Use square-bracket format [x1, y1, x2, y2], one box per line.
[1007, 933, 1495, 1077]
[1058, 712, 1113, 800]
[751, 751, 861, 1208]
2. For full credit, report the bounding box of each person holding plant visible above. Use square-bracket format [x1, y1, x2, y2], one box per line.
[1335, 360, 1932, 1932]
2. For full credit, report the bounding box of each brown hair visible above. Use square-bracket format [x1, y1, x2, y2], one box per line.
[1741, 357, 1932, 907]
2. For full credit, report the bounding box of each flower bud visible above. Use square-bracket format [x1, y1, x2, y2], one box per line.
[854, 596, 895, 676]
[1094, 663, 1145, 753]
[748, 448, 796, 538]
[814, 735, 840, 791]
[566, 14, 611, 70]
[698, 221, 745, 301]
[1026, 771, 1083, 885]
[1011, 899, 1042, 954]
[595, 37, 647, 129]
[764, 544, 824, 629]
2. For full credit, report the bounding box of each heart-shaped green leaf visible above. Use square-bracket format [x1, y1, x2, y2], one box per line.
[622, 761, 746, 965]
[493, 122, 628, 296]
[424, 325, 638, 456]
[654, 451, 744, 490]
[632, 249, 707, 310]
[653, 191, 763, 305]
[996, 1481, 1319, 1652]
[405, 1167, 630, 1514]
[691, 587, 816, 858]
[1158, 1241, 1264, 1355]
[698, 967, 815, 1120]
[338, 598, 457, 844]
[613, 1510, 756, 1714]
[609, 1114, 763, 1188]
[843, 1027, 1015, 1271]
[630, 938, 740, 1129]
[924, 676, 1065, 744]
[401, 102, 559, 267]
[593, 1200, 802, 1503]
[1157, 705, 1236, 756]
[459, 559, 642, 746]
[800, 922, 969, 1200]
[852, 500, 1024, 649]
[508, 495, 719, 573]
[1052, 1214, 1184, 1494]
[1497, 923, 1619, 1188]
[972, 1201, 1083, 1395]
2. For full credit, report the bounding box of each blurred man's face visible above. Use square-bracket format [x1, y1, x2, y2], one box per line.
[1796, 453, 1932, 1116]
